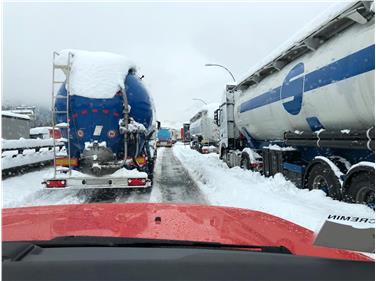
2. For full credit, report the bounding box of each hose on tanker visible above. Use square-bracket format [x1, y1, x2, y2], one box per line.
[132, 132, 141, 168]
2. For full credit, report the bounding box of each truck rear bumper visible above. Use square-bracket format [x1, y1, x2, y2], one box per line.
[43, 176, 152, 190]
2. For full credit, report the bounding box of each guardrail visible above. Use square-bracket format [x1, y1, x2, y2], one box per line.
[2, 138, 65, 178]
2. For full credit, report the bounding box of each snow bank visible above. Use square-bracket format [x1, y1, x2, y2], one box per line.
[55, 49, 136, 99]
[2, 149, 54, 170]
[3, 168, 84, 208]
[173, 144, 374, 231]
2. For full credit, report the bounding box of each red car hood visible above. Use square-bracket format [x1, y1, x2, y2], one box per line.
[2, 202, 370, 261]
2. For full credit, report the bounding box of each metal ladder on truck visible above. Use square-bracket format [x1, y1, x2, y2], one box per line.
[51, 51, 73, 178]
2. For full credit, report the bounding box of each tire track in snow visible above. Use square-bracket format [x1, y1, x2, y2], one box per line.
[153, 147, 207, 204]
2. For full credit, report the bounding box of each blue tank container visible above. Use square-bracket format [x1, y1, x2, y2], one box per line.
[55, 71, 154, 160]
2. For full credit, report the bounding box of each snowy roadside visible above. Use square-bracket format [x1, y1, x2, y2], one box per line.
[172, 143, 374, 232]
[2, 168, 84, 208]
[2, 149, 54, 170]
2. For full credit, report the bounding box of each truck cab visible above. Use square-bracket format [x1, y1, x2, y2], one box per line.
[157, 128, 173, 147]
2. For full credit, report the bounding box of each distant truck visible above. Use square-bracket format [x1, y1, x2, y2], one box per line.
[189, 106, 219, 147]
[30, 127, 62, 139]
[182, 123, 190, 143]
[157, 128, 173, 147]
[170, 128, 179, 144]
[215, 2, 375, 207]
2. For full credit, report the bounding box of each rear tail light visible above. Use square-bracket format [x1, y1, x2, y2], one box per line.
[128, 178, 147, 186]
[250, 162, 263, 170]
[46, 180, 66, 188]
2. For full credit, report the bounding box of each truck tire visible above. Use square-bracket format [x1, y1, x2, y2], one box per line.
[221, 148, 228, 164]
[219, 148, 225, 160]
[240, 153, 250, 170]
[346, 172, 374, 208]
[306, 162, 342, 200]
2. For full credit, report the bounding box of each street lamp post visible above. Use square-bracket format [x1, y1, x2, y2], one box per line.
[192, 98, 207, 105]
[204, 63, 236, 82]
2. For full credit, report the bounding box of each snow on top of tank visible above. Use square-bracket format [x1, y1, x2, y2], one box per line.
[55, 49, 136, 99]
[236, 1, 363, 86]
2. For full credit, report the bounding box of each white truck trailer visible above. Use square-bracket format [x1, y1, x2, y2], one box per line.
[190, 104, 220, 146]
[215, 1, 375, 207]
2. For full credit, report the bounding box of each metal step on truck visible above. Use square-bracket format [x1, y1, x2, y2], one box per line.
[215, 1, 375, 208]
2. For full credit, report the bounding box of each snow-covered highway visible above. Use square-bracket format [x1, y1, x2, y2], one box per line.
[3, 143, 373, 232]
[2, 145, 207, 208]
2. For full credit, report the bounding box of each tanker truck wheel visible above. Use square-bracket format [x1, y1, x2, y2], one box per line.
[345, 172, 374, 209]
[240, 153, 250, 170]
[306, 162, 342, 200]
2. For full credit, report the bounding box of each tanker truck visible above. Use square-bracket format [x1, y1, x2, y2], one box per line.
[189, 104, 220, 147]
[44, 50, 157, 191]
[215, 1, 375, 207]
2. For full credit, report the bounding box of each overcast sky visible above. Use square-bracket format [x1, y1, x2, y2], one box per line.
[3, 1, 332, 125]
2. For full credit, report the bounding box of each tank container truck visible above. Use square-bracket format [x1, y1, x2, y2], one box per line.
[189, 105, 220, 147]
[44, 50, 157, 191]
[215, 1, 375, 207]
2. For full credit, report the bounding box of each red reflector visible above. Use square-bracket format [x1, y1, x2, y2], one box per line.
[250, 163, 263, 169]
[102, 109, 109, 114]
[92, 109, 98, 113]
[113, 112, 119, 117]
[46, 180, 66, 188]
[72, 113, 78, 119]
[128, 178, 147, 186]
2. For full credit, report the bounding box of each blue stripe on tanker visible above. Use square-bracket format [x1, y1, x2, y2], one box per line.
[239, 44, 375, 114]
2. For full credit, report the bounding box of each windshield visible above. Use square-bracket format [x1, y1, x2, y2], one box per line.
[2, 0, 375, 266]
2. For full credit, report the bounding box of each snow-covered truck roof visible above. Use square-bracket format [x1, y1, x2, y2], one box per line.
[234, 1, 374, 91]
[54, 49, 136, 99]
[30, 127, 53, 135]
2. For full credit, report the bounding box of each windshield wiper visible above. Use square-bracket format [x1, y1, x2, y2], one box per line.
[3, 236, 292, 258]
